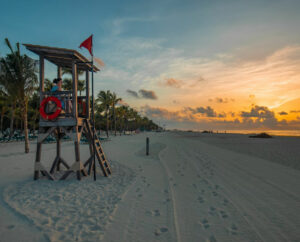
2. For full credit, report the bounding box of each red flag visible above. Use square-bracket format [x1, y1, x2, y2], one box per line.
[79, 35, 93, 56]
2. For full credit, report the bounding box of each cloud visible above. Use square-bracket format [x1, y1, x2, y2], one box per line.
[140, 105, 181, 121]
[139, 89, 157, 99]
[194, 106, 217, 117]
[215, 97, 235, 103]
[126, 89, 139, 98]
[290, 110, 300, 113]
[278, 111, 288, 115]
[164, 78, 183, 88]
[184, 106, 227, 118]
[127, 89, 158, 100]
[140, 104, 300, 130]
[240, 105, 275, 119]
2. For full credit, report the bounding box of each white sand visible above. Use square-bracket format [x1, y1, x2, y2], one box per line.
[0, 132, 300, 242]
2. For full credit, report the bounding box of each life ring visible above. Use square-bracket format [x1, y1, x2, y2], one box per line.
[40, 96, 62, 120]
[78, 99, 86, 116]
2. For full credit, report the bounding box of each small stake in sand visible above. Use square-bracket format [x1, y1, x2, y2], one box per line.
[146, 137, 149, 156]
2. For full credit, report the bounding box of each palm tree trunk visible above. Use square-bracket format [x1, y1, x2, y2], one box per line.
[23, 101, 30, 153]
[113, 107, 118, 136]
[9, 101, 16, 138]
[1, 108, 4, 134]
[106, 109, 109, 138]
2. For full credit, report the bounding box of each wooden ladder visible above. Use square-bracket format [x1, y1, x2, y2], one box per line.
[84, 119, 112, 177]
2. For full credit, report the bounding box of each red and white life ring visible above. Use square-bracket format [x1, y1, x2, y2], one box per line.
[39, 96, 62, 120]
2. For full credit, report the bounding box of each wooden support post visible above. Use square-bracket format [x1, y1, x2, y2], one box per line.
[146, 137, 149, 156]
[57, 66, 62, 79]
[34, 142, 42, 180]
[56, 128, 61, 171]
[72, 61, 78, 118]
[86, 70, 90, 119]
[74, 140, 81, 180]
[39, 55, 44, 103]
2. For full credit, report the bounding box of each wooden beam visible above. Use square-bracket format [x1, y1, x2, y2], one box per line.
[34, 142, 42, 180]
[57, 66, 62, 79]
[72, 61, 78, 118]
[37, 127, 56, 143]
[39, 55, 44, 103]
[86, 70, 90, 119]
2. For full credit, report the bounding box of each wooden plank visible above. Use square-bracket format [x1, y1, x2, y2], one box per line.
[37, 127, 56, 142]
[39, 118, 77, 127]
[72, 61, 78, 118]
[74, 141, 81, 180]
[50, 156, 59, 174]
[57, 66, 62, 78]
[86, 70, 90, 119]
[59, 158, 70, 169]
[34, 142, 42, 180]
[60, 170, 73, 180]
[39, 55, 44, 103]
[23, 44, 100, 72]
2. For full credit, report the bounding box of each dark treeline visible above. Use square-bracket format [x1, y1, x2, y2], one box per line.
[0, 39, 160, 153]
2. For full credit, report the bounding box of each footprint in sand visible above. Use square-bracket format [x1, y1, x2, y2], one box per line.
[200, 218, 210, 229]
[219, 210, 229, 219]
[212, 191, 218, 197]
[209, 206, 216, 216]
[228, 224, 238, 235]
[222, 199, 229, 206]
[154, 227, 168, 236]
[207, 235, 217, 242]
[197, 196, 205, 203]
[7, 225, 15, 230]
[147, 209, 161, 217]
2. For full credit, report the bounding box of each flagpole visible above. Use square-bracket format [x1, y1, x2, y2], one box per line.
[91, 36, 97, 181]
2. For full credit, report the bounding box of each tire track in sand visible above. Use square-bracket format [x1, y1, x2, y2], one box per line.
[158, 146, 182, 242]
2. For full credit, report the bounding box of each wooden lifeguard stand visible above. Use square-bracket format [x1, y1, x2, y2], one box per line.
[24, 44, 111, 180]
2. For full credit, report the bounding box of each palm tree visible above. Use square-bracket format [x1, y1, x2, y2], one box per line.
[78, 79, 85, 96]
[0, 38, 37, 153]
[0, 92, 9, 134]
[44, 78, 53, 91]
[110, 92, 122, 136]
[62, 68, 85, 95]
[62, 78, 72, 90]
[97, 90, 112, 137]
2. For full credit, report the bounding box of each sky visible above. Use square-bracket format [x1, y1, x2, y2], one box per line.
[1, 0, 300, 132]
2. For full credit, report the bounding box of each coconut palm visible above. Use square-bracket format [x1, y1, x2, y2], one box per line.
[62, 68, 85, 95]
[0, 38, 37, 153]
[97, 90, 112, 137]
[110, 92, 122, 136]
[0, 57, 18, 138]
[0, 92, 9, 134]
[44, 78, 53, 91]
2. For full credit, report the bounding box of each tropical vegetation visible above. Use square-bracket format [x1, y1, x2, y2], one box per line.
[0, 38, 160, 152]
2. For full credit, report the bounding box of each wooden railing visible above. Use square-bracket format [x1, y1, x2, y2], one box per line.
[42, 91, 73, 117]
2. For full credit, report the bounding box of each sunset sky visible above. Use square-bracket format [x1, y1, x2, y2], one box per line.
[1, 0, 300, 131]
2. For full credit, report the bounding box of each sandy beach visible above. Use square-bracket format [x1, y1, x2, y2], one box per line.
[0, 131, 300, 242]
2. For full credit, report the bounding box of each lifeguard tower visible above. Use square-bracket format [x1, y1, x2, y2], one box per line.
[24, 44, 111, 180]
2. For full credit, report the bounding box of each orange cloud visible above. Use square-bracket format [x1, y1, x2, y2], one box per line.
[164, 78, 183, 88]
